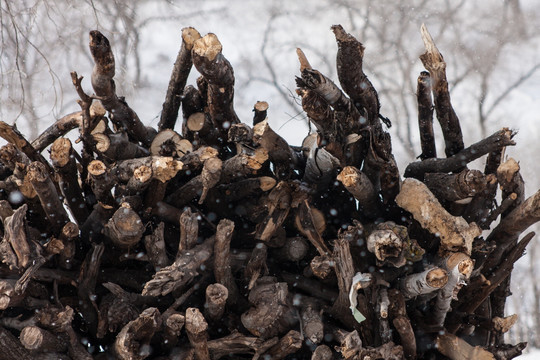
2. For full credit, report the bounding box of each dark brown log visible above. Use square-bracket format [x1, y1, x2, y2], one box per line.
[204, 283, 228, 322]
[144, 222, 169, 270]
[19, 326, 68, 353]
[301, 301, 324, 345]
[185, 307, 210, 360]
[192, 33, 239, 139]
[0, 204, 31, 270]
[311, 345, 333, 360]
[0, 122, 52, 174]
[482, 188, 540, 274]
[295, 200, 330, 256]
[87, 159, 115, 205]
[115, 307, 161, 360]
[244, 242, 268, 289]
[103, 203, 144, 248]
[253, 101, 269, 126]
[31, 111, 83, 152]
[404, 128, 515, 180]
[420, 24, 464, 157]
[150, 129, 192, 157]
[253, 119, 301, 179]
[214, 219, 240, 305]
[416, 71, 436, 159]
[276, 237, 309, 262]
[332, 24, 380, 125]
[50, 138, 89, 224]
[264, 330, 302, 360]
[159, 27, 201, 131]
[337, 166, 381, 218]
[89, 30, 156, 147]
[424, 169, 489, 202]
[0, 325, 33, 360]
[27, 161, 69, 231]
[93, 131, 150, 160]
[142, 236, 214, 296]
[255, 181, 292, 243]
[206, 331, 276, 359]
[241, 278, 297, 339]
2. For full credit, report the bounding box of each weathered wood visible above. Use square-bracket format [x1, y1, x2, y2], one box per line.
[420, 24, 464, 157]
[89, 30, 156, 147]
[159, 27, 201, 131]
[416, 71, 436, 159]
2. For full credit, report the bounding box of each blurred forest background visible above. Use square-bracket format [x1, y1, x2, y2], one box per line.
[1, 0, 540, 349]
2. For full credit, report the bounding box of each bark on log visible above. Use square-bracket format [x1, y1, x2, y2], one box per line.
[416, 71, 436, 159]
[404, 128, 515, 180]
[420, 24, 464, 157]
[115, 307, 161, 360]
[185, 307, 210, 360]
[192, 33, 239, 140]
[89, 30, 156, 147]
[27, 161, 69, 232]
[396, 178, 481, 255]
[159, 27, 201, 131]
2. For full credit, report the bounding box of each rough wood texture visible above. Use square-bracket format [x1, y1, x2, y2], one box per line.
[159, 27, 201, 131]
[0, 22, 536, 360]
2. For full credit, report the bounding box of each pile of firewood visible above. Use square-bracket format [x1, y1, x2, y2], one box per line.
[0, 22, 536, 360]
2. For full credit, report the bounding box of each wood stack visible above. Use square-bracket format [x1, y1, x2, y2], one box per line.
[0, 23, 535, 359]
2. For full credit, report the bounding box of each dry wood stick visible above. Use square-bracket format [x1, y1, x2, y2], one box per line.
[312, 345, 333, 360]
[142, 236, 214, 296]
[92, 131, 149, 160]
[424, 169, 489, 202]
[482, 188, 540, 274]
[331, 237, 367, 337]
[436, 331, 494, 360]
[264, 330, 302, 360]
[144, 222, 169, 270]
[192, 33, 239, 139]
[1, 204, 31, 269]
[50, 138, 89, 224]
[253, 100, 269, 126]
[204, 283, 228, 322]
[185, 308, 210, 360]
[244, 242, 268, 289]
[420, 24, 464, 157]
[399, 267, 448, 299]
[0, 122, 52, 174]
[254, 181, 292, 243]
[253, 119, 301, 179]
[396, 178, 481, 255]
[103, 202, 144, 249]
[115, 307, 161, 360]
[27, 161, 69, 232]
[332, 24, 380, 126]
[159, 27, 201, 131]
[206, 331, 274, 359]
[0, 325, 33, 360]
[241, 279, 297, 339]
[337, 166, 381, 218]
[214, 219, 240, 305]
[416, 71, 436, 159]
[89, 30, 156, 146]
[31, 111, 83, 152]
[19, 326, 68, 353]
[432, 253, 474, 327]
[404, 128, 515, 180]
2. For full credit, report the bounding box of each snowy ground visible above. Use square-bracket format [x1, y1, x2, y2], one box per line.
[518, 348, 540, 359]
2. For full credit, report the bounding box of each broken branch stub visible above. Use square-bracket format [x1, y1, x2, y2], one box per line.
[396, 178, 481, 255]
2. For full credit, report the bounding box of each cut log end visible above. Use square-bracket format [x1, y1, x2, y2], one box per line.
[193, 33, 222, 62]
[50, 138, 72, 168]
[182, 27, 202, 51]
